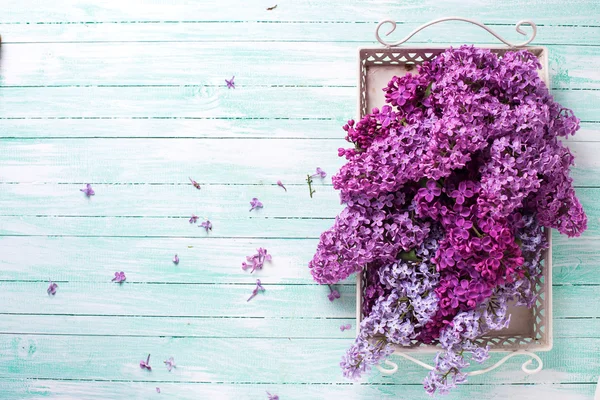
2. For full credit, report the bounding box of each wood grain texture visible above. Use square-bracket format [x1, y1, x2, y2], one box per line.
[0, 282, 356, 317]
[1, 86, 599, 121]
[0, 138, 346, 184]
[2, 0, 599, 24]
[0, 118, 598, 142]
[0, 237, 331, 284]
[2, 0, 600, 398]
[0, 139, 597, 185]
[1, 42, 600, 90]
[0, 183, 343, 217]
[0, 314, 597, 338]
[0, 381, 594, 400]
[2, 22, 600, 46]
[0, 282, 594, 318]
[0, 335, 598, 384]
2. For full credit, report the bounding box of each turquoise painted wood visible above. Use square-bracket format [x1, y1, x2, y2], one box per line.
[0, 1, 599, 399]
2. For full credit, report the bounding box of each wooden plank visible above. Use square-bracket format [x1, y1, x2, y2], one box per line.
[0, 86, 356, 119]
[1, 230, 596, 284]
[0, 87, 598, 122]
[0, 118, 349, 139]
[0, 234, 597, 286]
[1, 118, 597, 142]
[2, 0, 599, 24]
[0, 335, 598, 385]
[1, 42, 600, 90]
[2, 21, 600, 46]
[0, 380, 595, 400]
[553, 237, 600, 285]
[554, 286, 600, 318]
[0, 282, 596, 318]
[0, 139, 595, 185]
[0, 315, 356, 339]
[1, 185, 596, 219]
[0, 314, 596, 339]
[0, 216, 334, 238]
[554, 318, 600, 338]
[0, 138, 347, 184]
[0, 283, 356, 317]
[0, 232, 598, 285]
[0, 183, 343, 217]
[0, 237, 328, 284]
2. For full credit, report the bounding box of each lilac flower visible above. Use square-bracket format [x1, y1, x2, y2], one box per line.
[311, 167, 327, 179]
[80, 184, 95, 197]
[247, 279, 265, 302]
[173, 254, 179, 265]
[266, 392, 279, 400]
[188, 177, 201, 190]
[313, 46, 587, 395]
[189, 214, 199, 224]
[242, 248, 272, 273]
[327, 285, 340, 302]
[419, 180, 441, 202]
[199, 220, 213, 233]
[340, 324, 352, 331]
[164, 357, 176, 372]
[140, 354, 152, 370]
[47, 280, 58, 295]
[277, 180, 287, 192]
[112, 271, 126, 283]
[249, 197, 263, 212]
[225, 76, 235, 89]
[450, 181, 475, 205]
[377, 105, 395, 128]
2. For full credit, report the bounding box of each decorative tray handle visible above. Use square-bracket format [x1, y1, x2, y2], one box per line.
[376, 17, 537, 48]
[377, 350, 543, 377]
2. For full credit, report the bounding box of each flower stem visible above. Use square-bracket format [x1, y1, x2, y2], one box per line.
[399, 249, 422, 262]
[306, 174, 316, 198]
[471, 225, 484, 238]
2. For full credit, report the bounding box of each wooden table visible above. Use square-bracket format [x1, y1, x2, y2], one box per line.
[0, 1, 599, 399]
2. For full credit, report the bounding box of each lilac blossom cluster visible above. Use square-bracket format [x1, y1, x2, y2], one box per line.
[341, 228, 441, 378]
[423, 215, 547, 394]
[309, 46, 587, 395]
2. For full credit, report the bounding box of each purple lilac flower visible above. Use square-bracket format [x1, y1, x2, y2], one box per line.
[189, 177, 201, 190]
[249, 197, 263, 212]
[47, 280, 58, 295]
[242, 248, 272, 273]
[140, 354, 152, 370]
[341, 229, 441, 379]
[309, 191, 429, 284]
[173, 254, 179, 265]
[327, 285, 340, 302]
[313, 46, 587, 395]
[80, 184, 95, 197]
[266, 392, 279, 400]
[111, 271, 126, 283]
[225, 76, 235, 89]
[311, 167, 327, 179]
[340, 324, 352, 331]
[164, 357, 176, 372]
[199, 220, 212, 233]
[376, 105, 395, 128]
[247, 279, 265, 302]
[277, 180, 287, 192]
[189, 214, 199, 224]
